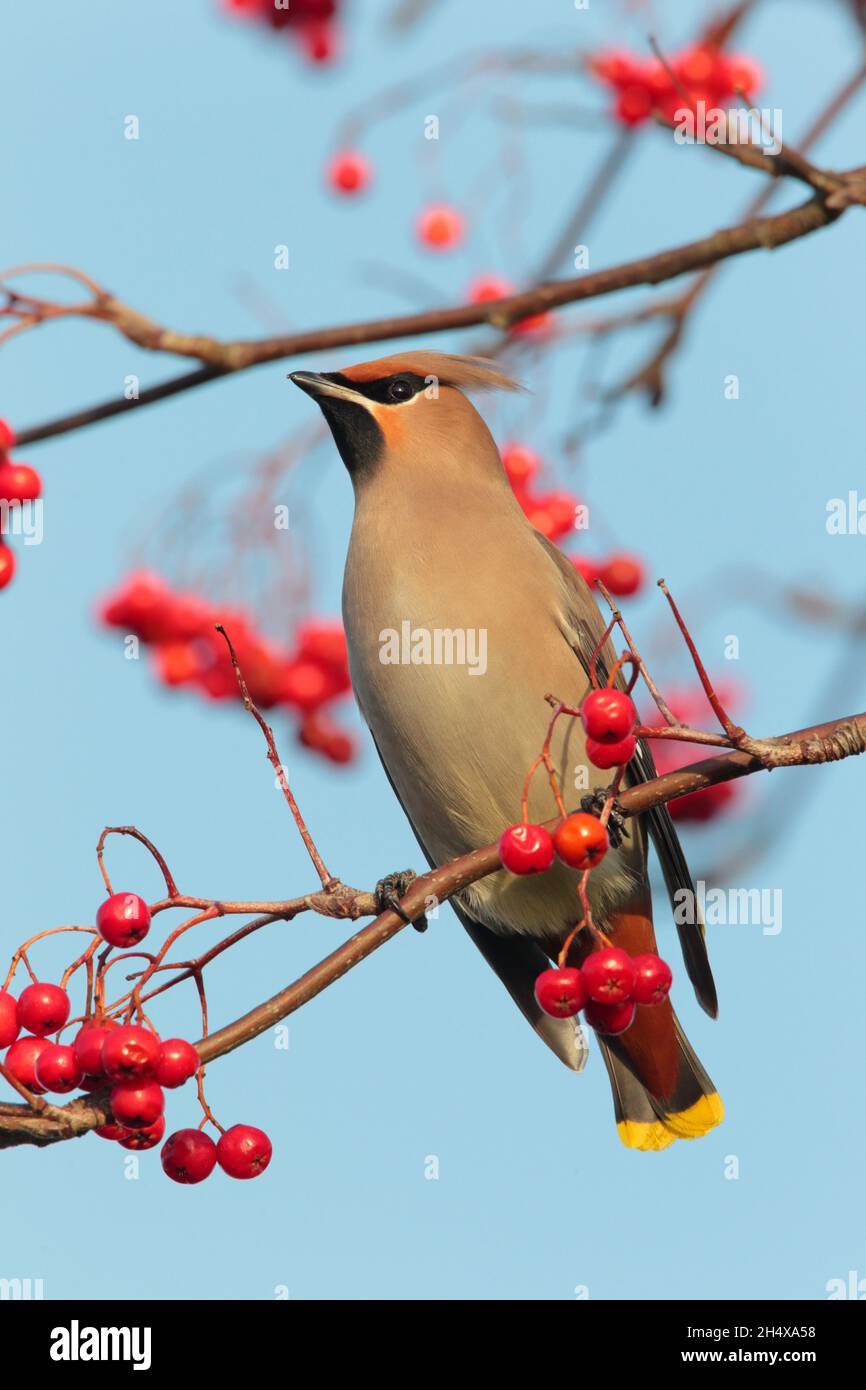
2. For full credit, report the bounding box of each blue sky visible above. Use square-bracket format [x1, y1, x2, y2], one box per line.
[2, 0, 865, 1300]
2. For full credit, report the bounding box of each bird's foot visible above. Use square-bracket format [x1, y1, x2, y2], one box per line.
[374, 868, 428, 932]
[579, 790, 629, 849]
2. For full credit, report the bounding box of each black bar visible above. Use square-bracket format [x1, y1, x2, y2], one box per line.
[2, 1298, 861, 1373]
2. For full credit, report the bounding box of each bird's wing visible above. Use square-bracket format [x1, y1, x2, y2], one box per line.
[533, 532, 718, 1019]
[365, 723, 589, 1070]
[453, 908, 589, 1071]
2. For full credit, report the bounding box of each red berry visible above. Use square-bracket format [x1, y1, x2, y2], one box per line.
[599, 554, 644, 597]
[584, 998, 636, 1035]
[468, 273, 514, 304]
[615, 84, 654, 125]
[154, 1038, 199, 1089]
[0, 419, 15, 452]
[161, 1128, 218, 1184]
[675, 46, 716, 87]
[644, 58, 674, 98]
[534, 967, 587, 1018]
[582, 947, 637, 1004]
[78, 1074, 105, 1093]
[110, 1079, 165, 1129]
[0, 545, 15, 591]
[96, 892, 151, 949]
[217, 1124, 273, 1179]
[416, 204, 465, 251]
[511, 308, 552, 338]
[153, 641, 202, 688]
[295, 618, 348, 670]
[586, 734, 636, 769]
[4, 1036, 50, 1093]
[501, 442, 540, 492]
[580, 688, 637, 744]
[94, 1121, 130, 1141]
[298, 710, 355, 764]
[553, 813, 609, 870]
[299, 19, 339, 64]
[721, 55, 763, 98]
[119, 1115, 166, 1150]
[322, 728, 355, 763]
[0, 461, 41, 503]
[0, 991, 20, 1049]
[280, 658, 337, 711]
[327, 150, 370, 195]
[102, 1025, 160, 1081]
[540, 491, 579, 541]
[160, 591, 214, 642]
[17, 982, 70, 1037]
[631, 953, 673, 1005]
[590, 51, 643, 88]
[498, 823, 555, 875]
[98, 569, 173, 643]
[571, 556, 597, 586]
[525, 502, 560, 541]
[73, 1017, 119, 1076]
[34, 1043, 83, 1094]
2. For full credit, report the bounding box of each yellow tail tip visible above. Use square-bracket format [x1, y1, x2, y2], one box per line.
[663, 1091, 725, 1140]
[617, 1093, 724, 1150]
[616, 1118, 677, 1152]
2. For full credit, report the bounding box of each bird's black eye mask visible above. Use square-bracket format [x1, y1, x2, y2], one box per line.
[324, 371, 428, 405]
[297, 371, 428, 479]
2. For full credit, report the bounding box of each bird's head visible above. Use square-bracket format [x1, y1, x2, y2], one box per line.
[289, 351, 522, 487]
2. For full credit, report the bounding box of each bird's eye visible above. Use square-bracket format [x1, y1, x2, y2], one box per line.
[388, 377, 414, 402]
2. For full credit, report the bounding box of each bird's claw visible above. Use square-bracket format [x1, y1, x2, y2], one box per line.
[374, 869, 428, 932]
[579, 790, 629, 849]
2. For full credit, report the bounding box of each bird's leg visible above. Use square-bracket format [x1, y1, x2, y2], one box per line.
[580, 790, 629, 849]
[373, 869, 428, 932]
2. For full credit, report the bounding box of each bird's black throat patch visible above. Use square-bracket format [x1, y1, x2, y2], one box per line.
[316, 388, 385, 479]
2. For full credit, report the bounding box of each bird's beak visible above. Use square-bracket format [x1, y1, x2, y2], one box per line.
[289, 371, 367, 406]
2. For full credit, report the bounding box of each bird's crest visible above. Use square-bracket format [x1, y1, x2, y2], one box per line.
[340, 351, 524, 394]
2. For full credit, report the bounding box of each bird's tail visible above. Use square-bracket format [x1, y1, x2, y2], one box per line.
[599, 1012, 723, 1151]
[567, 909, 723, 1150]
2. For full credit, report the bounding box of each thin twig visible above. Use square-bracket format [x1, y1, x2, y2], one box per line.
[216, 625, 336, 890]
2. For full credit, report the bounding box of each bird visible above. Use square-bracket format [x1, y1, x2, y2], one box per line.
[290, 350, 722, 1151]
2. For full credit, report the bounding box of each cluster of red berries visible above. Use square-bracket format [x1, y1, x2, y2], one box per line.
[500, 810, 610, 877]
[498, 690, 639, 876]
[0, 420, 42, 593]
[99, 570, 355, 764]
[1, 891, 271, 1182]
[497, 685, 672, 1038]
[534, 947, 672, 1036]
[590, 45, 763, 127]
[221, 0, 340, 65]
[580, 685, 639, 770]
[500, 442, 644, 594]
[501, 443, 580, 544]
[571, 552, 644, 598]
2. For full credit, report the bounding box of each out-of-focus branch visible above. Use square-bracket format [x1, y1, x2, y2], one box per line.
[387, 0, 442, 29]
[595, 60, 866, 408]
[11, 178, 856, 447]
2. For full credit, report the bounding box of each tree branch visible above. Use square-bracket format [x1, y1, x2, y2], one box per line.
[12, 183, 854, 447]
[2, 706, 863, 1150]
